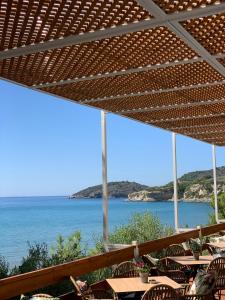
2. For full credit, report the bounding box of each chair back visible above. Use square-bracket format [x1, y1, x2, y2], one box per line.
[70, 276, 90, 300]
[112, 261, 139, 278]
[201, 243, 215, 255]
[207, 257, 225, 290]
[142, 255, 157, 268]
[70, 275, 82, 295]
[165, 244, 185, 257]
[141, 284, 178, 300]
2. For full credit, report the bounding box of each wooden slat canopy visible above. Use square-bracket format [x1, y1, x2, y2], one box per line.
[1, 0, 225, 145]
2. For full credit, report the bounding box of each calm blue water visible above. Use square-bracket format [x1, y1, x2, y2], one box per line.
[0, 196, 212, 266]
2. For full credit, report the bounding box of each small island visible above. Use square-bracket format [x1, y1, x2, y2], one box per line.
[71, 166, 225, 202]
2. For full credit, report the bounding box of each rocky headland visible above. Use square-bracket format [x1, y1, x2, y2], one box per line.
[128, 189, 173, 202]
[71, 167, 225, 202]
[71, 181, 148, 199]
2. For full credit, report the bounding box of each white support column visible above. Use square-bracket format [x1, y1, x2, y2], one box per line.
[212, 144, 219, 223]
[172, 132, 179, 232]
[101, 110, 109, 247]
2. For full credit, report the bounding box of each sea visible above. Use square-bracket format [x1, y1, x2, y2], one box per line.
[0, 196, 213, 266]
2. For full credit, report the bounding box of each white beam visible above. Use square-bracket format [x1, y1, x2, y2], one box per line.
[212, 145, 219, 224]
[1, 2, 225, 60]
[172, 133, 179, 232]
[35, 53, 225, 89]
[169, 21, 225, 78]
[185, 129, 225, 136]
[214, 142, 225, 145]
[147, 112, 225, 124]
[168, 122, 225, 131]
[118, 98, 225, 114]
[173, 131, 225, 142]
[137, 0, 225, 78]
[33, 53, 225, 89]
[0, 18, 153, 60]
[81, 80, 225, 104]
[34, 57, 202, 88]
[101, 110, 109, 247]
[198, 136, 225, 141]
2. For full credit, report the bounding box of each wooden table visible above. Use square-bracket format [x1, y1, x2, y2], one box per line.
[106, 276, 181, 293]
[207, 242, 225, 249]
[167, 255, 213, 266]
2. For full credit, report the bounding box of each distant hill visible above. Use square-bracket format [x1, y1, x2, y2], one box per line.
[71, 167, 225, 202]
[179, 166, 225, 183]
[71, 181, 148, 198]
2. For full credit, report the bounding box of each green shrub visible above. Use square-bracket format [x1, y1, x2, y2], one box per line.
[11, 243, 49, 275]
[50, 231, 86, 265]
[209, 191, 225, 224]
[87, 212, 174, 284]
[0, 255, 9, 279]
[10, 232, 86, 298]
[92, 212, 173, 255]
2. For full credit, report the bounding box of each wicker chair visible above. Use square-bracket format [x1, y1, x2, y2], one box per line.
[165, 244, 186, 257]
[70, 276, 113, 300]
[178, 284, 214, 300]
[141, 284, 178, 300]
[201, 243, 216, 255]
[165, 245, 187, 271]
[112, 261, 139, 278]
[142, 255, 158, 276]
[165, 245, 192, 282]
[112, 262, 141, 300]
[157, 257, 190, 284]
[207, 257, 225, 300]
[142, 255, 157, 268]
[157, 259, 188, 284]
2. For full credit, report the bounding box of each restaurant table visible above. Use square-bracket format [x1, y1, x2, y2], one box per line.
[106, 276, 181, 293]
[167, 255, 214, 279]
[207, 242, 225, 249]
[167, 255, 213, 266]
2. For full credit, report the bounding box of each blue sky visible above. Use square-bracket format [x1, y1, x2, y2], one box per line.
[1, 79, 225, 197]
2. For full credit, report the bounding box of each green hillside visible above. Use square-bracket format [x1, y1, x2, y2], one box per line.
[71, 167, 225, 201]
[71, 181, 148, 198]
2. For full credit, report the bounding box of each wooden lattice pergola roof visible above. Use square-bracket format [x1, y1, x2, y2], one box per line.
[1, 0, 225, 145]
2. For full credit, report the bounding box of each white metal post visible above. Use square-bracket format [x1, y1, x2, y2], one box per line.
[212, 144, 219, 223]
[172, 133, 179, 232]
[101, 110, 109, 247]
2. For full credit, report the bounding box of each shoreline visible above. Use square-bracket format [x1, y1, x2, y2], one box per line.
[127, 198, 211, 203]
[70, 197, 211, 203]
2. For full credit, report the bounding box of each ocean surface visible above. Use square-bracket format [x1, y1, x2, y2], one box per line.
[0, 196, 213, 266]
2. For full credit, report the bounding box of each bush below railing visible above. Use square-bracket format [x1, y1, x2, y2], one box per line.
[1, 223, 225, 300]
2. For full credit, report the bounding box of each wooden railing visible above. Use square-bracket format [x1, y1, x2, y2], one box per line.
[1, 223, 225, 299]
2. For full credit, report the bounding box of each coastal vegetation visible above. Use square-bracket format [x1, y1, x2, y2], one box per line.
[209, 191, 225, 224]
[0, 255, 9, 279]
[72, 181, 148, 198]
[91, 212, 173, 255]
[72, 166, 225, 202]
[0, 212, 173, 297]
